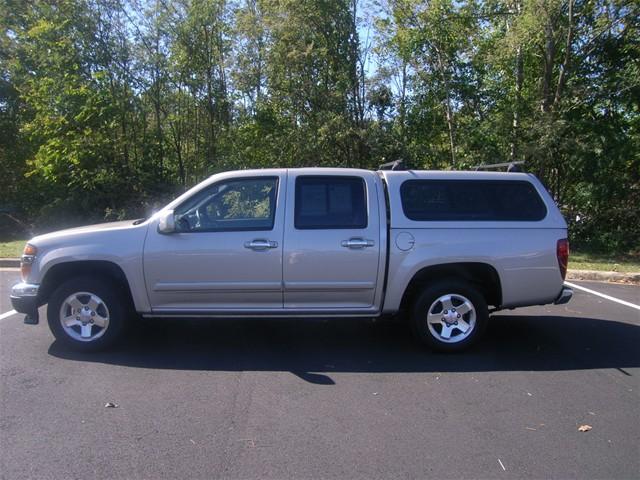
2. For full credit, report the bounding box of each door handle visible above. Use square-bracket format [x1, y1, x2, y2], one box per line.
[244, 239, 278, 251]
[341, 238, 375, 249]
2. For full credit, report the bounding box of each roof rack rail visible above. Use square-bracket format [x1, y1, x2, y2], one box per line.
[473, 161, 524, 172]
[378, 159, 407, 171]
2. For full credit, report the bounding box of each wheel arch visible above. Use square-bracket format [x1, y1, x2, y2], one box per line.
[399, 262, 502, 313]
[38, 260, 135, 309]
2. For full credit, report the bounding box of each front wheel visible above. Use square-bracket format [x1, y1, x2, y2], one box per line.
[47, 276, 128, 352]
[411, 281, 488, 352]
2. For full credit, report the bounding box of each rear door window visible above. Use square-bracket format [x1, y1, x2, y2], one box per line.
[400, 180, 547, 221]
[295, 176, 367, 229]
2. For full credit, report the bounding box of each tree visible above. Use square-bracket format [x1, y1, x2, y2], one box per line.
[0, 0, 637, 253]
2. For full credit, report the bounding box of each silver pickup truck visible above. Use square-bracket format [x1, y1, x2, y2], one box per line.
[11, 168, 572, 352]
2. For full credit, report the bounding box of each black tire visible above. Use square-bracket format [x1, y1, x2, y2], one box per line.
[47, 276, 129, 352]
[411, 280, 488, 353]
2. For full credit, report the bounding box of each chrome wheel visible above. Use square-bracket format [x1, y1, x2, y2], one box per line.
[426, 293, 476, 344]
[59, 291, 110, 342]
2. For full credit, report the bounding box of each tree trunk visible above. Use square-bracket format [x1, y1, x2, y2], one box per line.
[510, 44, 524, 161]
[509, 0, 523, 161]
[203, 25, 217, 168]
[541, 18, 556, 113]
[553, 0, 574, 109]
[154, 0, 164, 179]
[153, 82, 163, 179]
[399, 61, 407, 138]
[171, 125, 186, 187]
[434, 47, 456, 166]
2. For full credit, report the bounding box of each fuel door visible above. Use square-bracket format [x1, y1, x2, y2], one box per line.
[395, 232, 415, 251]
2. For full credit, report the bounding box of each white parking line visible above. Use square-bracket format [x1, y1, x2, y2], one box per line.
[565, 281, 640, 311]
[0, 310, 17, 320]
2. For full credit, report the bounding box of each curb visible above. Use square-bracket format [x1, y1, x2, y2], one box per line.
[567, 269, 640, 285]
[0, 258, 19, 268]
[1, 257, 638, 284]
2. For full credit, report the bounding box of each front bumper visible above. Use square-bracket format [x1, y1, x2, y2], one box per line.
[553, 286, 573, 305]
[10, 283, 40, 324]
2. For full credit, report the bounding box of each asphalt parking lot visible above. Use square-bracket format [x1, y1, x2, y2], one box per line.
[1, 269, 639, 479]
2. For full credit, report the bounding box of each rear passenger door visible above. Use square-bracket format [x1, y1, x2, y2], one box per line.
[283, 172, 381, 310]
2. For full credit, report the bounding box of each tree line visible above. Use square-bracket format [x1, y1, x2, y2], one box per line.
[1, 0, 638, 252]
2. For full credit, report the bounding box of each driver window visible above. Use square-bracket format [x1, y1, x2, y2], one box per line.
[174, 177, 278, 232]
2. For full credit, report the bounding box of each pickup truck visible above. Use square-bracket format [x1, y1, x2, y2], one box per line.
[11, 168, 573, 352]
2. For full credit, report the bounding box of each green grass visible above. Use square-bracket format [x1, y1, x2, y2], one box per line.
[0, 239, 638, 273]
[0, 239, 27, 258]
[570, 251, 640, 273]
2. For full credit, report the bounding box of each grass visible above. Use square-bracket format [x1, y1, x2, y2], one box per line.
[0, 238, 638, 273]
[570, 250, 640, 273]
[0, 240, 27, 258]
[0, 239, 27, 258]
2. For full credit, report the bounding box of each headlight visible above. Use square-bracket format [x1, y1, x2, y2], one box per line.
[20, 244, 37, 281]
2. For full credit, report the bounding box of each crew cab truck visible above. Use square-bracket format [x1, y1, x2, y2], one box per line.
[11, 168, 573, 352]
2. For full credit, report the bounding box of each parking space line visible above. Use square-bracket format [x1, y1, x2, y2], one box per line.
[0, 310, 17, 320]
[565, 281, 640, 311]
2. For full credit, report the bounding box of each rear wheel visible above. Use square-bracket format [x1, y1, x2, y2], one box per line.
[47, 276, 128, 352]
[411, 281, 488, 352]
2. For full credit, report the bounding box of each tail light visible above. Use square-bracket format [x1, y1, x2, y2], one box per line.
[21, 244, 37, 281]
[557, 239, 569, 280]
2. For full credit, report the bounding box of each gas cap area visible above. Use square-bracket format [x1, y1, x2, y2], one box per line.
[395, 232, 415, 251]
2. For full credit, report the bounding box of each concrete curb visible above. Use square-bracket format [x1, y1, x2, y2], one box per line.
[0, 258, 19, 268]
[567, 269, 640, 285]
[1, 257, 638, 284]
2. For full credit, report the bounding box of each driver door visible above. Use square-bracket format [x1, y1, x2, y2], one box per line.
[143, 173, 286, 312]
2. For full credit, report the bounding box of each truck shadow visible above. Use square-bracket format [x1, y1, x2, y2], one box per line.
[48, 314, 640, 384]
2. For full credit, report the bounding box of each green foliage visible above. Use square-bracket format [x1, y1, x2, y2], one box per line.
[0, 0, 637, 253]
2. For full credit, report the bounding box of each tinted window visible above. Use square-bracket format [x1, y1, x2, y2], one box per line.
[295, 176, 367, 229]
[175, 177, 278, 232]
[400, 180, 547, 221]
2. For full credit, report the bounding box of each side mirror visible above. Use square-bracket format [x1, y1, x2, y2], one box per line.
[157, 210, 176, 234]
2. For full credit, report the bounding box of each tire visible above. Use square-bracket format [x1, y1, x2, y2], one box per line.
[411, 280, 488, 353]
[47, 276, 129, 352]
